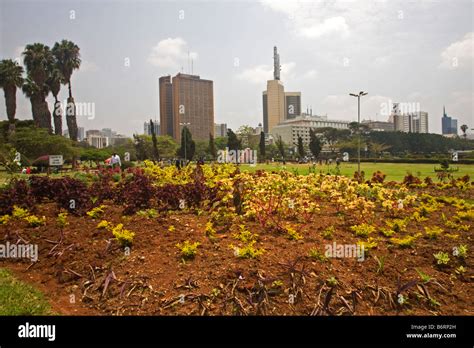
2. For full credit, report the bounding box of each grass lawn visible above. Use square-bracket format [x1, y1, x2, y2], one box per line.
[240, 162, 474, 182]
[0, 268, 51, 315]
[1, 162, 473, 184]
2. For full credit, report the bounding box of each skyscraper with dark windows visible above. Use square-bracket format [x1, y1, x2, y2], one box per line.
[441, 106, 458, 135]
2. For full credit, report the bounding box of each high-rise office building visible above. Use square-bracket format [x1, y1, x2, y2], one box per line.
[159, 76, 174, 137]
[394, 111, 429, 133]
[262, 47, 301, 133]
[144, 121, 160, 136]
[214, 123, 228, 137]
[159, 73, 214, 142]
[441, 106, 458, 135]
[285, 92, 301, 119]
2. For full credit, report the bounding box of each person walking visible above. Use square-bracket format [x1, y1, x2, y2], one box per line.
[111, 153, 122, 170]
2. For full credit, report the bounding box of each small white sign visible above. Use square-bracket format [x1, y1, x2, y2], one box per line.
[49, 155, 63, 166]
[343, 152, 349, 162]
[452, 152, 458, 162]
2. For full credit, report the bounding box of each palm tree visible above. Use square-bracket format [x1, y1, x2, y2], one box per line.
[460, 124, 468, 139]
[22, 43, 53, 132]
[52, 40, 81, 141]
[22, 77, 43, 126]
[46, 67, 64, 135]
[0, 59, 24, 133]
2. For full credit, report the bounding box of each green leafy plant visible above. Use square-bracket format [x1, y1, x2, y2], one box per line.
[136, 208, 158, 219]
[56, 212, 68, 228]
[424, 226, 443, 239]
[326, 276, 338, 287]
[415, 268, 432, 283]
[111, 223, 135, 247]
[86, 205, 107, 219]
[309, 248, 328, 262]
[0, 215, 10, 225]
[12, 206, 29, 219]
[285, 225, 303, 240]
[176, 240, 200, 260]
[97, 220, 111, 230]
[390, 233, 421, 248]
[350, 223, 375, 237]
[433, 252, 450, 266]
[233, 225, 258, 243]
[230, 241, 265, 259]
[453, 244, 468, 259]
[322, 226, 334, 240]
[374, 255, 386, 275]
[24, 215, 46, 227]
[205, 221, 216, 239]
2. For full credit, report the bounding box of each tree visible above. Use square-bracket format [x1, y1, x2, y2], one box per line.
[275, 135, 286, 163]
[309, 128, 321, 159]
[178, 126, 195, 162]
[0, 59, 24, 134]
[460, 124, 468, 139]
[46, 66, 64, 135]
[133, 134, 148, 161]
[208, 133, 217, 160]
[22, 43, 54, 132]
[236, 125, 255, 147]
[8, 126, 78, 163]
[149, 119, 160, 161]
[52, 40, 81, 141]
[259, 131, 266, 162]
[227, 129, 241, 151]
[368, 142, 391, 159]
[296, 134, 305, 158]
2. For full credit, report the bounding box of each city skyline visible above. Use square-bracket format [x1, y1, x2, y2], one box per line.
[0, 0, 473, 136]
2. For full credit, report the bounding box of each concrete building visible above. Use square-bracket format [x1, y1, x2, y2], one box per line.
[441, 106, 458, 135]
[263, 80, 285, 133]
[159, 76, 174, 138]
[285, 92, 301, 119]
[361, 120, 395, 132]
[159, 73, 214, 142]
[394, 111, 429, 133]
[214, 123, 228, 137]
[272, 115, 350, 145]
[262, 46, 302, 134]
[144, 121, 160, 136]
[86, 133, 108, 149]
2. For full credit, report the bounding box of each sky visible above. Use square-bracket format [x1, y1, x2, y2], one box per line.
[0, 0, 473, 136]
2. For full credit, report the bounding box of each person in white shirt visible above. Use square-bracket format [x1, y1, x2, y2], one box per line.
[110, 153, 121, 169]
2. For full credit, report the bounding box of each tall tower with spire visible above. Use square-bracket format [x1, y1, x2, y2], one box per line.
[273, 46, 281, 80]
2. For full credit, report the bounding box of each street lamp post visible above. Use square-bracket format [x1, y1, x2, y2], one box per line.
[349, 91, 368, 176]
[179, 122, 191, 165]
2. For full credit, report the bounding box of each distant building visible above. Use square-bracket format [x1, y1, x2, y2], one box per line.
[109, 135, 128, 146]
[262, 46, 302, 134]
[101, 128, 113, 138]
[86, 133, 108, 149]
[144, 121, 160, 136]
[394, 111, 429, 133]
[285, 92, 301, 119]
[159, 76, 174, 138]
[361, 120, 394, 132]
[441, 106, 458, 135]
[77, 127, 85, 141]
[159, 73, 214, 142]
[272, 115, 349, 145]
[214, 123, 228, 137]
[62, 127, 84, 141]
